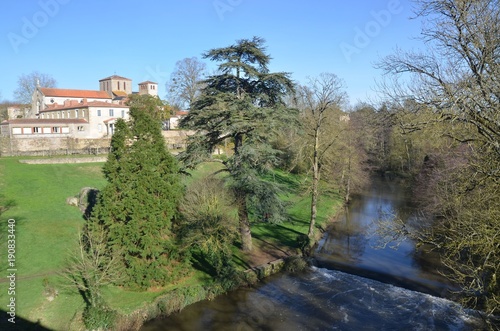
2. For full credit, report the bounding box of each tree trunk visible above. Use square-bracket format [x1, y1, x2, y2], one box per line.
[345, 154, 351, 203]
[237, 192, 252, 251]
[234, 131, 252, 251]
[308, 128, 320, 238]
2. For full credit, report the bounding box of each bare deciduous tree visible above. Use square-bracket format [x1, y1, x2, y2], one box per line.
[376, 0, 500, 315]
[166, 57, 207, 109]
[376, 0, 500, 156]
[14, 71, 56, 105]
[63, 224, 123, 308]
[295, 73, 348, 238]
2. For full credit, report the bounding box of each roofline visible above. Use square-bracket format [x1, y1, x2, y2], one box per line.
[99, 75, 132, 81]
[2, 119, 88, 125]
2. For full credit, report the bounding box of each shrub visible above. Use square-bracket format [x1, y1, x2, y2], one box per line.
[283, 256, 308, 273]
[83, 304, 116, 331]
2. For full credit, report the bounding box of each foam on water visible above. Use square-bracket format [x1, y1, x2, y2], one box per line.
[309, 266, 486, 330]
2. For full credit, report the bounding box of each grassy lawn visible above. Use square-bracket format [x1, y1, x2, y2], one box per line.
[0, 158, 342, 330]
[0, 157, 108, 330]
[244, 169, 343, 264]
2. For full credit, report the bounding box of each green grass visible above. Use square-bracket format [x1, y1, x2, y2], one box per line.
[0, 158, 107, 275]
[0, 158, 343, 330]
[0, 157, 107, 330]
[251, 169, 343, 255]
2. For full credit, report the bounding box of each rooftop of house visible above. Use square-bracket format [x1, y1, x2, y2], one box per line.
[138, 81, 158, 85]
[2, 118, 88, 125]
[174, 110, 189, 116]
[40, 88, 111, 99]
[41, 99, 129, 112]
[99, 75, 132, 81]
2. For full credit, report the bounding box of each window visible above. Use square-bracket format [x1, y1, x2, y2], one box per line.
[62, 127, 70, 134]
[12, 128, 22, 135]
[22, 128, 32, 134]
[109, 109, 114, 116]
[117, 81, 120, 90]
[82, 109, 85, 118]
[98, 124, 102, 132]
[123, 82, 126, 90]
[33, 127, 41, 134]
[42, 127, 51, 134]
[52, 127, 60, 133]
[97, 109, 101, 116]
[41, 113, 45, 119]
[121, 110, 125, 118]
[67, 110, 70, 118]
[77, 126, 85, 131]
[57, 112, 60, 119]
[75, 109, 79, 118]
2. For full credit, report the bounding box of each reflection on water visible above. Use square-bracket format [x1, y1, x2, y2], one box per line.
[141, 177, 492, 330]
[315, 177, 453, 297]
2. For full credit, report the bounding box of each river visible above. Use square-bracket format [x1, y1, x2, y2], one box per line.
[141, 177, 493, 330]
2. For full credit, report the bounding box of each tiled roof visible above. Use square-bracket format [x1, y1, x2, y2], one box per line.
[112, 90, 128, 96]
[42, 100, 129, 112]
[99, 75, 132, 81]
[40, 88, 111, 99]
[138, 81, 158, 85]
[3, 118, 88, 125]
[176, 110, 189, 116]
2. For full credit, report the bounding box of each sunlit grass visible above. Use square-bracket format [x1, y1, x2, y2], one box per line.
[0, 157, 343, 329]
[0, 157, 107, 330]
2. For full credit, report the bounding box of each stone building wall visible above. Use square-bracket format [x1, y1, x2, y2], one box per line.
[0, 130, 196, 156]
[0, 136, 111, 156]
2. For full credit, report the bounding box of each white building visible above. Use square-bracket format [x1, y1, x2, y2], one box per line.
[31, 87, 112, 118]
[39, 99, 130, 138]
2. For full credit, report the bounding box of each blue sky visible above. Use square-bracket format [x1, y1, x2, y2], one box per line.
[0, 0, 424, 106]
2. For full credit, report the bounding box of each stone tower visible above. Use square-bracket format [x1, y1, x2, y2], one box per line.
[138, 81, 158, 97]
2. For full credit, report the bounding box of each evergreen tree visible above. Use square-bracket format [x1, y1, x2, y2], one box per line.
[179, 37, 295, 251]
[90, 95, 185, 288]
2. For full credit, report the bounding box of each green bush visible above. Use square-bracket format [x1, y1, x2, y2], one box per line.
[283, 256, 308, 273]
[83, 304, 116, 330]
[296, 234, 311, 255]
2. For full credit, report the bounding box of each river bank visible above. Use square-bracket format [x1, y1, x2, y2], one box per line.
[140, 175, 496, 331]
[100, 168, 346, 330]
[0, 157, 344, 330]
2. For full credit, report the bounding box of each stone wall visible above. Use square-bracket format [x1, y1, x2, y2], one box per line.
[0, 136, 111, 156]
[161, 130, 195, 149]
[19, 157, 107, 164]
[0, 130, 196, 156]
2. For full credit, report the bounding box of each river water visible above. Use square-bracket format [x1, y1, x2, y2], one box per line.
[141, 177, 492, 330]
